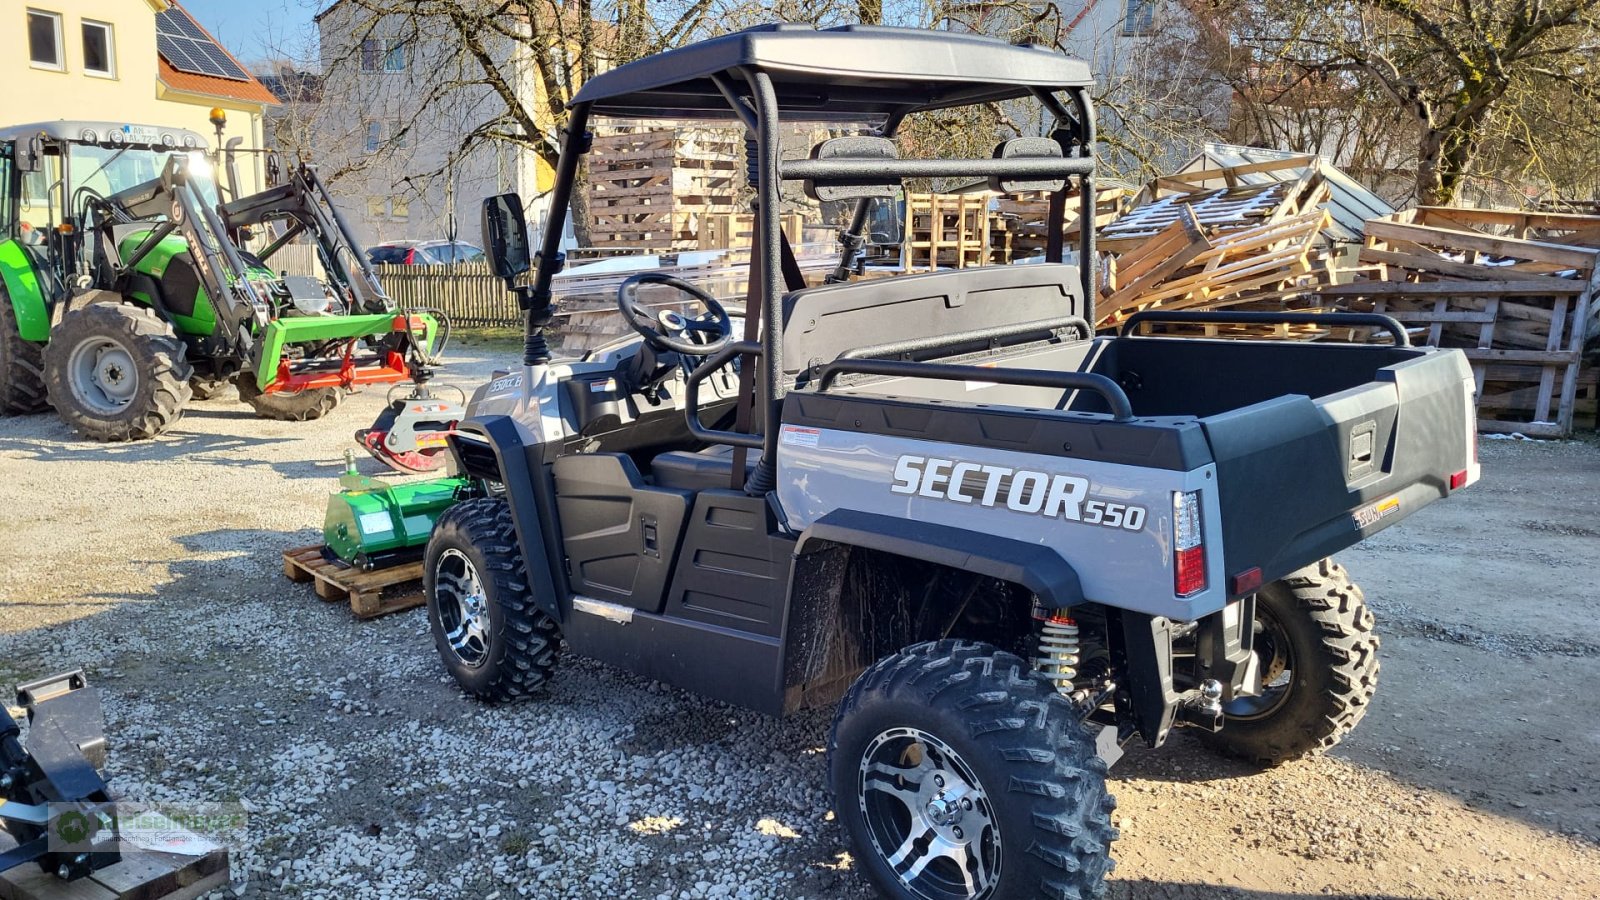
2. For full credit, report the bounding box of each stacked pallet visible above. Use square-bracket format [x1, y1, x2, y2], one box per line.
[587, 128, 742, 251]
[695, 211, 812, 250]
[1321, 207, 1600, 436]
[991, 188, 1129, 261]
[1095, 166, 1335, 332]
[901, 193, 992, 271]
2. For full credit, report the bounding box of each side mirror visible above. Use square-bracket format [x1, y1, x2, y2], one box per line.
[20, 134, 45, 173]
[864, 196, 904, 246]
[481, 193, 531, 285]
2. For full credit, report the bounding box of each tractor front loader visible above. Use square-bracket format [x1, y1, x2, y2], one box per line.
[0, 120, 443, 442]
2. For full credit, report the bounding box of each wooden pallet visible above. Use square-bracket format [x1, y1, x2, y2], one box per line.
[0, 832, 228, 900]
[282, 545, 424, 619]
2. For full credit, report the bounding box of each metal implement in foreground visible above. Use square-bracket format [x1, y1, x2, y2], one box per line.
[0, 671, 120, 883]
[0, 118, 444, 443]
[408, 25, 1477, 899]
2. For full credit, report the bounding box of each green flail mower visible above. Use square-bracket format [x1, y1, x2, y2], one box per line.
[323, 451, 468, 569]
[0, 119, 452, 448]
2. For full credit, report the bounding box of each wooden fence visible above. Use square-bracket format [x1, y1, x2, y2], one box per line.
[373, 263, 522, 327]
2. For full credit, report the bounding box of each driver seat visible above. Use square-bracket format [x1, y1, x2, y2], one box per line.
[650, 446, 756, 493]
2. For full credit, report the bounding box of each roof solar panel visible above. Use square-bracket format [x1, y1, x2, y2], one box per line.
[156, 7, 250, 82]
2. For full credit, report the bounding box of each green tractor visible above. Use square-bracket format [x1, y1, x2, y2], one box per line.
[0, 120, 439, 441]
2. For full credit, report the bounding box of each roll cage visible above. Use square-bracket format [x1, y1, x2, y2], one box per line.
[522, 24, 1099, 478]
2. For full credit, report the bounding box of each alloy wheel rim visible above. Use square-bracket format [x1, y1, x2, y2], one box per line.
[435, 548, 491, 667]
[67, 337, 139, 414]
[858, 726, 1001, 899]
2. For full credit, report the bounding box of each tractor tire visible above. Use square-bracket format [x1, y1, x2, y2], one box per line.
[1199, 558, 1380, 766]
[424, 498, 561, 702]
[0, 286, 48, 414]
[236, 372, 341, 421]
[828, 640, 1118, 900]
[43, 303, 191, 441]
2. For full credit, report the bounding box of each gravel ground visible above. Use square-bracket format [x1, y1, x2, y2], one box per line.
[2, 347, 1598, 900]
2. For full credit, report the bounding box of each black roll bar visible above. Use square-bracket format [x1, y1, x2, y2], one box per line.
[684, 341, 766, 449]
[831, 315, 1092, 366]
[1118, 310, 1412, 347]
[780, 156, 1094, 183]
[816, 358, 1136, 421]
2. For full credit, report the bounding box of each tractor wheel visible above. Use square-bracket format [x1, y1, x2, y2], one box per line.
[1199, 558, 1380, 766]
[236, 372, 341, 421]
[424, 497, 561, 702]
[828, 640, 1118, 900]
[43, 303, 191, 441]
[0, 286, 48, 414]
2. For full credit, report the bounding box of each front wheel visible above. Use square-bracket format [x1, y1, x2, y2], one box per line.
[423, 498, 561, 701]
[1199, 558, 1380, 766]
[236, 372, 341, 421]
[43, 304, 191, 441]
[828, 640, 1117, 900]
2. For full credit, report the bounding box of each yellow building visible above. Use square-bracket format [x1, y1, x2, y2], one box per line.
[2, 0, 278, 192]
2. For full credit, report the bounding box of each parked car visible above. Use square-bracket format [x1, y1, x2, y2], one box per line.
[367, 240, 485, 266]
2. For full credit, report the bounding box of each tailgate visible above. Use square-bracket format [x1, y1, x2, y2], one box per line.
[1201, 347, 1478, 590]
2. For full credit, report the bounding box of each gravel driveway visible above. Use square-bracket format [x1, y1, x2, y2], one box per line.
[2, 347, 1597, 900]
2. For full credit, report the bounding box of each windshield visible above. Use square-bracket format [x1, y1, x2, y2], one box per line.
[68, 145, 220, 208]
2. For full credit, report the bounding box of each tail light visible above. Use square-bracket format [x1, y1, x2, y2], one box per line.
[1173, 490, 1206, 596]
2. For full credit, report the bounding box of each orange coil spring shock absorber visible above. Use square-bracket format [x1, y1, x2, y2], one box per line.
[1035, 612, 1080, 696]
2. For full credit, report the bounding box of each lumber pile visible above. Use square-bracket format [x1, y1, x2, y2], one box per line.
[1094, 164, 1336, 333]
[991, 188, 1128, 261]
[1322, 206, 1600, 436]
[586, 128, 742, 251]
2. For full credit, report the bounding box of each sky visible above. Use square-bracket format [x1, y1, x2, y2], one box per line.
[180, 0, 320, 69]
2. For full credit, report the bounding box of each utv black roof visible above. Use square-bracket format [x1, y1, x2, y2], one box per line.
[0, 121, 210, 148]
[570, 24, 1095, 120]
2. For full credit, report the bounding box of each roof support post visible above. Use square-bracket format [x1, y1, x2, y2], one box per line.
[740, 68, 786, 482]
[526, 103, 591, 367]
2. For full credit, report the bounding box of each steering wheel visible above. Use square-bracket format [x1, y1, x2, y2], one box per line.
[616, 273, 733, 356]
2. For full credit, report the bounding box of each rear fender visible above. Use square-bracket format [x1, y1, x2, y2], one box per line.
[447, 415, 568, 622]
[0, 239, 52, 341]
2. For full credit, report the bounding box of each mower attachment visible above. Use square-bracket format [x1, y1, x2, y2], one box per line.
[253, 313, 440, 394]
[0, 671, 121, 882]
[356, 393, 463, 474]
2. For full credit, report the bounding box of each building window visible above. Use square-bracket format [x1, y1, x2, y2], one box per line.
[27, 9, 64, 70]
[390, 119, 409, 149]
[82, 20, 115, 77]
[1123, 0, 1156, 35]
[384, 39, 407, 72]
[389, 198, 409, 220]
[364, 120, 382, 153]
[360, 38, 382, 71]
[366, 197, 385, 219]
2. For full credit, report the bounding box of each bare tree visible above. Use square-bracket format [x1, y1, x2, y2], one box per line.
[1205, 0, 1600, 204]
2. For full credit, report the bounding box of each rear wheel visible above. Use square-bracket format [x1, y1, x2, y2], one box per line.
[236, 371, 341, 421]
[424, 498, 561, 701]
[0, 287, 48, 414]
[829, 640, 1117, 900]
[43, 303, 191, 441]
[1199, 558, 1379, 766]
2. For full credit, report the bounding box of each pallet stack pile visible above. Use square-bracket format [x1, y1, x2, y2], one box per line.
[587, 128, 743, 251]
[990, 188, 1129, 262]
[901, 193, 993, 271]
[1094, 164, 1336, 334]
[1321, 206, 1600, 436]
